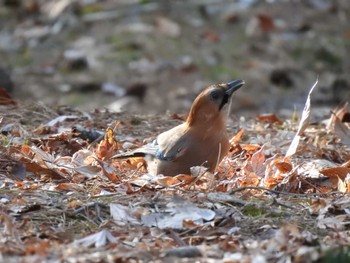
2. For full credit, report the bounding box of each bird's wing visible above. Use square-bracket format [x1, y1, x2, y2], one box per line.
[113, 124, 189, 160]
[112, 140, 158, 159]
[156, 124, 189, 161]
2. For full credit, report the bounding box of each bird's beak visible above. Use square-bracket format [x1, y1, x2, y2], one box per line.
[225, 80, 245, 96]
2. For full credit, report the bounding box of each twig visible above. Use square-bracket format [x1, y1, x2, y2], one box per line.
[228, 186, 341, 197]
[167, 229, 187, 247]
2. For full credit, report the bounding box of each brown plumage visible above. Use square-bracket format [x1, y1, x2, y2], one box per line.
[115, 80, 245, 176]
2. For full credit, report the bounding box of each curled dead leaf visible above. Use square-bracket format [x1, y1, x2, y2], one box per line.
[257, 14, 276, 32]
[320, 167, 350, 181]
[241, 144, 261, 158]
[256, 114, 282, 124]
[158, 174, 195, 187]
[230, 129, 245, 144]
[95, 158, 121, 183]
[275, 161, 293, 174]
[123, 157, 146, 170]
[96, 128, 118, 160]
[0, 87, 16, 106]
[55, 182, 84, 192]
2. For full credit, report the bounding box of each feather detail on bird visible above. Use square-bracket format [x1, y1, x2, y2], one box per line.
[113, 80, 245, 176]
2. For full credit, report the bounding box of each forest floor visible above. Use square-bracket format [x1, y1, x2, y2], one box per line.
[0, 1, 350, 262]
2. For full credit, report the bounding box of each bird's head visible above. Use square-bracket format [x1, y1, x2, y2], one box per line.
[186, 80, 245, 127]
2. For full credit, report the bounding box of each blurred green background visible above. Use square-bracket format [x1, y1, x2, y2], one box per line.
[0, 0, 349, 116]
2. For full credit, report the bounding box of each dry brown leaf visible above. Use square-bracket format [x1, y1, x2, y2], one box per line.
[241, 144, 261, 157]
[256, 114, 282, 124]
[257, 14, 276, 32]
[309, 199, 329, 214]
[250, 146, 266, 178]
[21, 145, 34, 158]
[96, 159, 120, 183]
[23, 160, 66, 179]
[326, 104, 350, 145]
[158, 176, 180, 186]
[230, 129, 245, 144]
[170, 113, 187, 121]
[182, 220, 198, 228]
[158, 174, 195, 187]
[0, 212, 16, 235]
[25, 239, 49, 256]
[123, 157, 146, 170]
[239, 172, 260, 186]
[333, 116, 350, 145]
[55, 182, 84, 192]
[67, 200, 83, 208]
[320, 166, 350, 181]
[228, 143, 244, 157]
[275, 161, 293, 174]
[327, 103, 349, 129]
[341, 160, 350, 168]
[96, 128, 118, 160]
[0, 87, 16, 106]
[201, 31, 220, 42]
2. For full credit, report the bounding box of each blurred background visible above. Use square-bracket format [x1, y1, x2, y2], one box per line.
[0, 0, 349, 117]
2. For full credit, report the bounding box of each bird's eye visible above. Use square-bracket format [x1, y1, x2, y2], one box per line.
[210, 90, 220, 101]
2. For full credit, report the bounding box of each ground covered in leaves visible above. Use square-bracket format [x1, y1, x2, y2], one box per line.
[0, 1, 350, 261]
[0, 84, 349, 262]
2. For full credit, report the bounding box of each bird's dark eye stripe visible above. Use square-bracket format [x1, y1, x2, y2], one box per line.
[219, 94, 229, 111]
[210, 90, 220, 100]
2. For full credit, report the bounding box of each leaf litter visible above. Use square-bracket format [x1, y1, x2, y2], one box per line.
[0, 81, 350, 262]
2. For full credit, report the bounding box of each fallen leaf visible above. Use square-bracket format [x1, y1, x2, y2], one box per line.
[110, 203, 140, 224]
[327, 103, 349, 129]
[95, 159, 120, 183]
[201, 31, 220, 42]
[158, 174, 195, 187]
[337, 178, 347, 193]
[74, 229, 117, 248]
[317, 214, 349, 230]
[25, 239, 49, 256]
[256, 114, 282, 124]
[230, 129, 245, 144]
[333, 116, 350, 145]
[320, 167, 350, 181]
[142, 200, 215, 229]
[55, 182, 84, 192]
[286, 79, 318, 157]
[96, 128, 118, 160]
[250, 146, 266, 177]
[275, 161, 293, 174]
[0, 87, 16, 106]
[257, 14, 276, 32]
[241, 144, 261, 156]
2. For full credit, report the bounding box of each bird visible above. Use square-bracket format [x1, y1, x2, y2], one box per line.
[114, 80, 245, 176]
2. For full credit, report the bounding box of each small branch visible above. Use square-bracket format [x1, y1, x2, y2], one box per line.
[228, 186, 341, 197]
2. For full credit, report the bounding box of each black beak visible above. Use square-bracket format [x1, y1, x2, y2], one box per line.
[225, 80, 245, 96]
[218, 79, 245, 111]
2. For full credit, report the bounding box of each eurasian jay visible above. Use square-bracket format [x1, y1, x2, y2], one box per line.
[115, 80, 245, 176]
